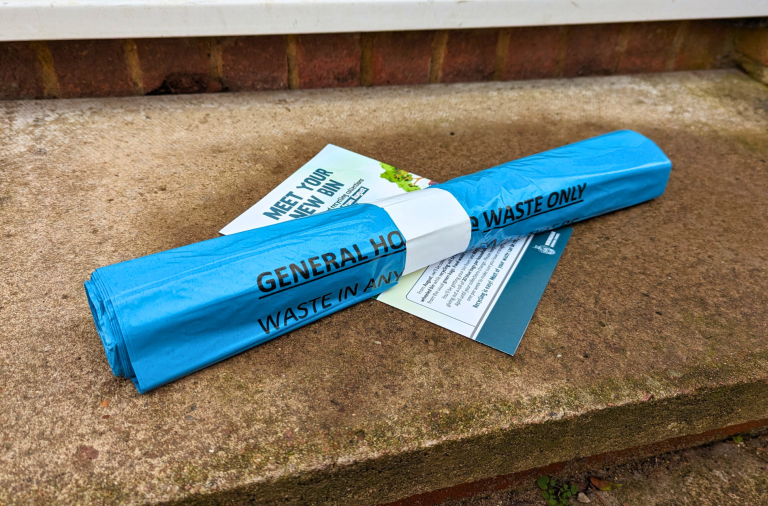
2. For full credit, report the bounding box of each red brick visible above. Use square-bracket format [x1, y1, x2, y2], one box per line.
[675, 21, 731, 70]
[47, 39, 134, 98]
[616, 22, 680, 74]
[296, 34, 361, 89]
[134, 38, 219, 94]
[442, 29, 498, 83]
[221, 36, 288, 91]
[561, 23, 626, 77]
[371, 31, 433, 86]
[0, 42, 43, 99]
[502, 26, 562, 80]
[735, 26, 768, 66]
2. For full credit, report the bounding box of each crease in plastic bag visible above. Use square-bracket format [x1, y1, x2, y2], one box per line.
[439, 130, 671, 248]
[85, 130, 672, 393]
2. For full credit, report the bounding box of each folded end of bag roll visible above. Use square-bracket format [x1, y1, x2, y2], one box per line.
[84, 274, 133, 380]
[577, 129, 673, 207]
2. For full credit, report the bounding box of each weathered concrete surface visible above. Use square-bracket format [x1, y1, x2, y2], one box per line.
[608, 435, 768, 505]
[1, 70, 768, 504]
[443, 431, 768, 505]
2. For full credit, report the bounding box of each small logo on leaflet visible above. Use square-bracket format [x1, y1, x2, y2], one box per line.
[533, 231, 560, 255]
[533, 245, 555, 255]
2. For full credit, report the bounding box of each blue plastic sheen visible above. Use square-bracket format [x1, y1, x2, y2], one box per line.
[437, 130, 672, 248]
[85, 204, 407, 393]
[84, 130, 671, 393]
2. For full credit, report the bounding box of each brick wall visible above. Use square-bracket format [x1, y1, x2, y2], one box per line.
[0, 19, 763, 100]
[732, 18, 768, 84]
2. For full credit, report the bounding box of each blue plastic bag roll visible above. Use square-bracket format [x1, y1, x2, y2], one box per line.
[439, 130, 671, 248]
[85, 130, 671, 392]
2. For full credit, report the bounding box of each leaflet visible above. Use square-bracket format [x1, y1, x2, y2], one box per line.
[221, 145, 570, 356]
[378, 236, 530, 339]
[220, 145, 434, 235]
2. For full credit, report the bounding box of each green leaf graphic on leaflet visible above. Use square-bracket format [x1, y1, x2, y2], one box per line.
[380, 163, 421, 192]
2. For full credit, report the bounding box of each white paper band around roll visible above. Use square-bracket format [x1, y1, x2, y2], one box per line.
[371, 188, 472, 275]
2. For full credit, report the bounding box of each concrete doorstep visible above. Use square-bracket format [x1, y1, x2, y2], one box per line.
[435, 429, 768, 505]
[1, 70, 768, 504]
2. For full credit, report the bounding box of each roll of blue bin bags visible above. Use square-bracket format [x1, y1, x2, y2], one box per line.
[84, 130, 672, 393]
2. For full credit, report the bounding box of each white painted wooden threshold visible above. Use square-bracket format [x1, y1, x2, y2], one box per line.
[1, 0, 767, 42]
